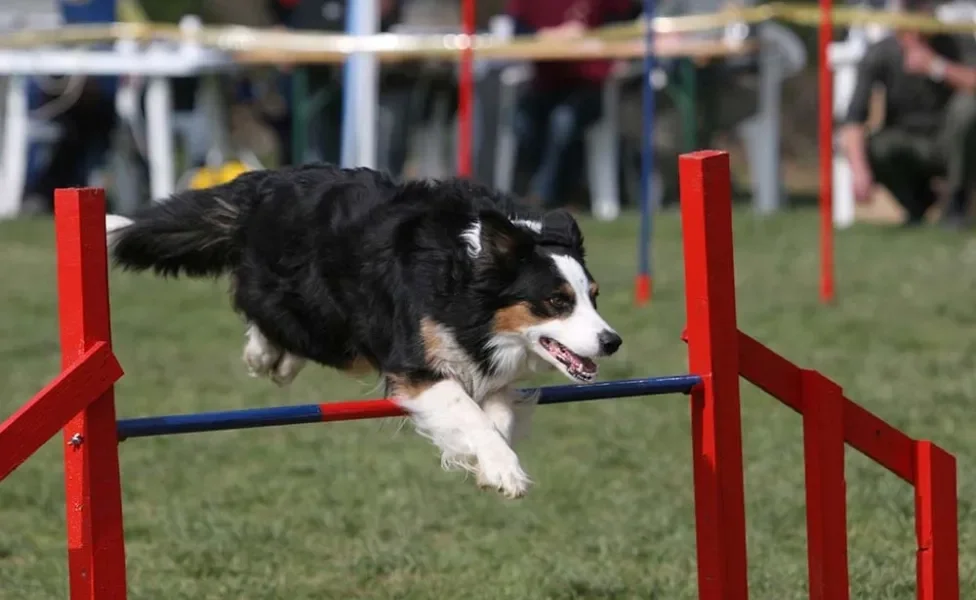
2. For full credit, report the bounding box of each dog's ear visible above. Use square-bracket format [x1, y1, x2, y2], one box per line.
[539, 209, 584, 256]
[477, 211, 535, 269]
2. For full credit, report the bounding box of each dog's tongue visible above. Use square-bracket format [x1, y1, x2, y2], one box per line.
[577, 356, 597, 373]
[542, 337, 597, 377]
[560, 343, 596, 375]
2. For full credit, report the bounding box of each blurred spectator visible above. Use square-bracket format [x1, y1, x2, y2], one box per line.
[646, 0, 758, 203]
[21, 78, 119, 216]
[263, 0, 409, 173]
[21, 0, 123, 215]
[840, 0, 976, 228]
[505, 0, 638, 209]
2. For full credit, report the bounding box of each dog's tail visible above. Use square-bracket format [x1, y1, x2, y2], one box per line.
[106, 186, 246, 278]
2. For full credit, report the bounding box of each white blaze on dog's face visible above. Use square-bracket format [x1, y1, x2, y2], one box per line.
[492, 248, 622, 383]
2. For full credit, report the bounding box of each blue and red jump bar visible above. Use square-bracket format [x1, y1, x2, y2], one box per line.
[116, 375, 702, 440]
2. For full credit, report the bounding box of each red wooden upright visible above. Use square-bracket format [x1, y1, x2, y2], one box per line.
[679, 151, 749, 600]
[55, 188, 128, 600]
[800, 369, 850, 599]
[914, 441, 959, 600]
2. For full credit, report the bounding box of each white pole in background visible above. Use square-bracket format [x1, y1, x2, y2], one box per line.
[0, 74, 29, 217]
[340, 0, 378, 168]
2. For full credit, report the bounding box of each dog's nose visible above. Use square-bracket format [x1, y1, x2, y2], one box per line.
[598, 330, 622, 355]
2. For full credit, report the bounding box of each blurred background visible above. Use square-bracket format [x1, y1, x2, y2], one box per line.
[0, 0, 828, 222]
[0, 0, 968, 225]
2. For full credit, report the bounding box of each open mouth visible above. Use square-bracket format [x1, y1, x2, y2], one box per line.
[540, 336, 597, 382]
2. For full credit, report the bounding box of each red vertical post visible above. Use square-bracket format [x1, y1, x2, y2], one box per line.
[55, 188, 128, 600]
[679, 151, 749, 600]
[456, 0, 476, 177]
[800, 370, 850, 600]
[914, 441, 959, 600]
[818, 0, 835, 303]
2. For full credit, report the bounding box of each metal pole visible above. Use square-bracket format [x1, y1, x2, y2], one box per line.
[635, 0, 656, 305]
[818, 0, 835, 303]
[457, 0, 476, 176]
[340, 0, 378, 167]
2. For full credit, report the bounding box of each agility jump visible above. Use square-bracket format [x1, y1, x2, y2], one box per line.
[0, 151, 959, 600]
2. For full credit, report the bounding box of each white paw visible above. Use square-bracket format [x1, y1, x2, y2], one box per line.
[476, 449, 531, 499]
[243, 337, 281, 378]
[271, 353, 307, 387]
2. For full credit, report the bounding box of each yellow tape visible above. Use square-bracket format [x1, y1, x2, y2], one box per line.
[0, 4, 974, 56]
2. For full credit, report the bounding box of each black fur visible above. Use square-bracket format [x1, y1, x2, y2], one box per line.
[110, 163, 591, 388]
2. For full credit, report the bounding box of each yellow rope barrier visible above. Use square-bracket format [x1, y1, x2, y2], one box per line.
[0, 4, 973, 58]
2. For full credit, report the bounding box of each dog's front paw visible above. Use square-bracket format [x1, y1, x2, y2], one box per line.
[476, 449, 531, 499]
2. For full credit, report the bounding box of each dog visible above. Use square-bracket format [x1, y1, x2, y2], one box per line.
[106, 163, 621, 498]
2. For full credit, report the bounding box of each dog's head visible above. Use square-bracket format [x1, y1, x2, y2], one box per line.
[474, 209, 621, 383]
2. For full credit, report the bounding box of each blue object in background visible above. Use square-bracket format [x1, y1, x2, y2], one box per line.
[25, 0, 122, 192]
[637, 0, 656, 302]
[59, 0, 116, 23]
[57, 0, 119, 96]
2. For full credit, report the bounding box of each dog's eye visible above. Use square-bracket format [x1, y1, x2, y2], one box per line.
[547, 294, 571, 311]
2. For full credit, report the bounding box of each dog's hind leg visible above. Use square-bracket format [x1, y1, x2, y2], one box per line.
[271, 353, 307, 387]
[243, 323, 281, 377]
[395, 379, 531, 499]
[243, 324, 307, 386]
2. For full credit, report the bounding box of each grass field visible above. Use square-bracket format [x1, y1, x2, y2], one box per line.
[1, 207, 974, 599]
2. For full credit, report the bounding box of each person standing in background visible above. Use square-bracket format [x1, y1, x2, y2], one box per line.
[263, 0, 408, 171]
[505, 0, 638, 209]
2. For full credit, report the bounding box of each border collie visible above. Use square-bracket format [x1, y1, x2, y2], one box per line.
[105, 163, 621, 498]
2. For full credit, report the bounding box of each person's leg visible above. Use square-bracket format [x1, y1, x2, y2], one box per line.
[377, 85, 412, 177]
[530, 85, 603, 208]
[938, 92, 976, 223]
[513, 88, 550, 171]
[318, 78, 344, 165]
[270, 73, 294, 165]
[76, 88, 119, 179]
[867, 128, 938, 224]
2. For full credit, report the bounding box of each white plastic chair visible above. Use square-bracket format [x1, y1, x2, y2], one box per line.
[828, 0, 898, 228]
[738, 20, 807, 215]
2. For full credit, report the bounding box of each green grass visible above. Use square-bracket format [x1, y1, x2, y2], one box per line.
[1, 207, 974, 599]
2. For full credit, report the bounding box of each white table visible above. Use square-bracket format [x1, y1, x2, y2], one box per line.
[0, 42, 234, 218]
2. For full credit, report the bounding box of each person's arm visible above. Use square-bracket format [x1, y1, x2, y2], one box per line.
[937, 35, 976, 92]
[839, 45, 884, 202]
[938, 61, 976, 92]
[839, 47, 881, 173]
[902, 33, 976, 92]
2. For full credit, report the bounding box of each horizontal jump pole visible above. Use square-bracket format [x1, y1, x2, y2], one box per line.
[116, 374, 702, 440]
